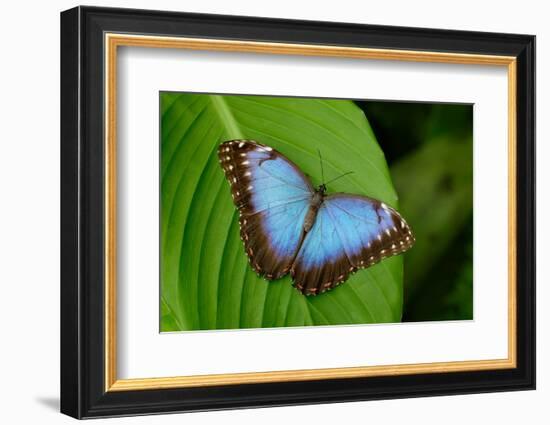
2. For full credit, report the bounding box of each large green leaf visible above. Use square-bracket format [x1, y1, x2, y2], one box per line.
[160, 93, 403, 331]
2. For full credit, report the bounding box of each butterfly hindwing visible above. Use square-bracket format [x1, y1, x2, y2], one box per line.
[218, 140, 313, 279]
[291, 194, 414, 295]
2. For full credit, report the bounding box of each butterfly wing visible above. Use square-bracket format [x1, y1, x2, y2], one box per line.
[218, 140, 314, 279]
[291, 194, 414, 295]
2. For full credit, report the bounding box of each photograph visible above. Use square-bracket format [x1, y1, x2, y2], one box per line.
[160, 93, 473, 332]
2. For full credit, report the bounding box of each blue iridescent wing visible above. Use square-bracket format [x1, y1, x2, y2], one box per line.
[218, 140, 313, 279]
[291, 194, 414, 295]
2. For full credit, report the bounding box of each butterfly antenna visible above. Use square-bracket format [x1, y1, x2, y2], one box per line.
[325, 171, 354, 185]
[317, 149, 325, 184]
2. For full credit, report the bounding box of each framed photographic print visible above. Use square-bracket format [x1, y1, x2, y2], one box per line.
[60, 6, 535, 419]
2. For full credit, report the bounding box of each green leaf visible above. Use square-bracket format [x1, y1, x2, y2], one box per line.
[160, 93, 403, 331]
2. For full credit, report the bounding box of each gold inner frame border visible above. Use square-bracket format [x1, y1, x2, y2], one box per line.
[104, 33, 517, 392]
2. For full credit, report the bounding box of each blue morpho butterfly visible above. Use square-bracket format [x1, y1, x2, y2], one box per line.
[218, 140, 415, 296]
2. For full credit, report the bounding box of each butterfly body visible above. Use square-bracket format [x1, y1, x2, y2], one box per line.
[218, 140, 414, 296]
[303, 185, 325, 232]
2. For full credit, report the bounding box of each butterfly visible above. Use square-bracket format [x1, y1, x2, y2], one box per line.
[218, 140, 414, 296]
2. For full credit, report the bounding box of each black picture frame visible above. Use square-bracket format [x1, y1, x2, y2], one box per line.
[61, 5, 535, 419]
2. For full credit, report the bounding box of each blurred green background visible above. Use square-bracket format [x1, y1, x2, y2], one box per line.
[356, 101, 473, 321]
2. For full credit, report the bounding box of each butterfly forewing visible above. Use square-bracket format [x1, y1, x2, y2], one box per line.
[218, 140, 313, 280]
[291, 194, 414, 295]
